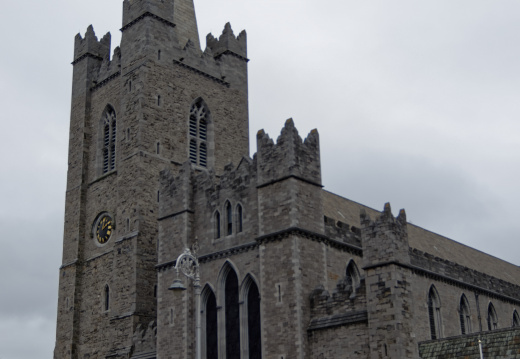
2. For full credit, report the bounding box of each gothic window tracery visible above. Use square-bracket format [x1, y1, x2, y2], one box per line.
[428, 285, 442, 339]
[487, 303, 498, 330]
[189, 100, 210, 167]
[459, 294, 471, 334]
[102, 106, 117, 174]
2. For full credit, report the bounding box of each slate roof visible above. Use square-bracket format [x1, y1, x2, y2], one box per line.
[322, 190, 520, 286]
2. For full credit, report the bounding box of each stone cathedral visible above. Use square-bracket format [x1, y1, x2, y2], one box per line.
[54, 1, 520, 358]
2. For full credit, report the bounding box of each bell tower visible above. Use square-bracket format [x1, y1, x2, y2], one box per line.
[54, 0, 249, 357]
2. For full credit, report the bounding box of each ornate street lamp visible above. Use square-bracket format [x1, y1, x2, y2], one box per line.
[169, 247, 201, 359]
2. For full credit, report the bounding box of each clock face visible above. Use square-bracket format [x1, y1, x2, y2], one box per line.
[96, 215, 113, 244]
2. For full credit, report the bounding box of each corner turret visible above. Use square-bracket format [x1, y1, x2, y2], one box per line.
[73, 26, 111, 64]
[206, 23, 247, 60]
[256, 119, 323, 235]
[361, 203, 410, 268]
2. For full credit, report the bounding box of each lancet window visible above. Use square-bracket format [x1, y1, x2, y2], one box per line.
[487, 303, 498, 330]
[428, 285, 442, 339]
[513, 310, 520, 327]
[459, 294, 471, 334]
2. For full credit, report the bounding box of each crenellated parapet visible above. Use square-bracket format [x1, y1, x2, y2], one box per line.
[73, 25, 111, 65]
[206, 22, 247, 61]
[361, 203, 410, 268]
[256, 118, 321, 187]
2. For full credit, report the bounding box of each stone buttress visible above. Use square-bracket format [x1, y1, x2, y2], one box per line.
[361, 204, 418, 359]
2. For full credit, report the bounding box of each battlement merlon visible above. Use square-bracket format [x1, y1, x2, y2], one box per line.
[361, 203, 411, 268]
[256, 119, 321, 187]
[206, 23, 247, 60]
[73, 26, 111, 64]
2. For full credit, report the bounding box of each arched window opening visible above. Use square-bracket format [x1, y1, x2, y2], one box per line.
[247, 280, 261, 359]
[513, 310, 520, 327]
[487, 303, 498, 330]
[236, 204, 243, 233]
[101, 106, 117, 174]
[428, 286, 442, 339]
[205, 289, 218, 359]
[214, 212, 221, 239]
[104, 285, 110, 311]
[188, 100, 210, 167]
[226, 201, 233, 236]
[225, 269, 240, 359]
[459, 295, 471, 334]
[346, 260, 361, 291]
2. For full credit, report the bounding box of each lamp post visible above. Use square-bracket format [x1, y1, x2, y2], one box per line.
[169, 248, 201, 359]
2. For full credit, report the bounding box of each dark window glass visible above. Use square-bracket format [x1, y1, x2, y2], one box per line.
[225, 270, 240, 359]
[206, 291, 218, 359]
[248, 281, 261, 359]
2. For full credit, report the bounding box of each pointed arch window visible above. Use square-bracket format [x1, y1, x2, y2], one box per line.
[459, 295, 471, 334]
[226, 201, 233, 236]
[225, 269, 240, 359]
[189, 100, 210, 167]
[513, 310, 520, 327]
[102, 106, 117, 173]
[346, 261, 361, 290]
[236, 204, 243, 233]
[203, 287, 218, 359]
[247, 280, 261, 359]
[428, 286, 442, 339]
[487, 303, 498, 330]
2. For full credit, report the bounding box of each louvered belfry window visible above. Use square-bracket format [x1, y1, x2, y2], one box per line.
[188, 100, 209, 167]
[102, 106, 117, 174]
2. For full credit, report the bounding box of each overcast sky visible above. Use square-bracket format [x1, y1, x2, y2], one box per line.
[1, 1, 520, 358]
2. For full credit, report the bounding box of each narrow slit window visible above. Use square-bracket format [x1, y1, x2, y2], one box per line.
[104, 285, 110, 311]
[157, 142, 160, 154]
[513, 310, 520, 327]
[158, 50, 161, 60]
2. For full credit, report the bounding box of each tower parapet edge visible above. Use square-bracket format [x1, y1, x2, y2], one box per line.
[206, 22, 247, 60]
[73, 25, 111, 64]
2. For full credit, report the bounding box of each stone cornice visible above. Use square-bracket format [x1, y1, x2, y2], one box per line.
[256, 175, 323, 189]
[256, 227, 363, 256]
[158, 209, 194, 222]
[71, 52, 104, 65]
[120, 12, 176, 32]
[173, 59, 230, 87]
[59, 259, 78, 270]
[91, 71, 121, 92]
[308, 310, 368, 332]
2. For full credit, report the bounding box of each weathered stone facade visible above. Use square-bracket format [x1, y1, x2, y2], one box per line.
[55, 1, 520, 358]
